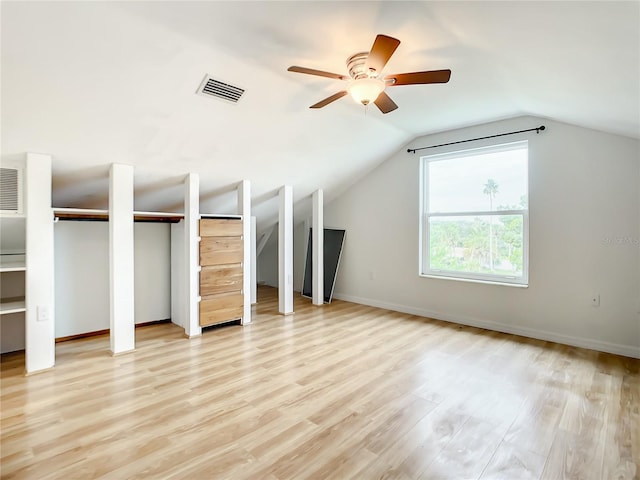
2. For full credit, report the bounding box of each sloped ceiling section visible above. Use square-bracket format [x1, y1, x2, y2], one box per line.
[1, 1, 638, 233]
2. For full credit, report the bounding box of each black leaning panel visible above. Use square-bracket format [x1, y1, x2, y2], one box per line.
[302, 228, 346, 303]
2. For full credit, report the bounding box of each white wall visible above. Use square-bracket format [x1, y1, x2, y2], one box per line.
[134, 223, 171, 325]
[257, 221, 308, 292]
[54, 221, 171, 338]
[323, 116, 640, 358]
[0, 217, 26, 254]
[257, 228, 278, 288]
[54, 221, 109, 337]
[293, 221, 307, 292]
[1, 313, 25, 353]
[170, 221, 184, 327]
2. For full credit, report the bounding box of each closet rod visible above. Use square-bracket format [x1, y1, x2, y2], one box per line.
[407, 125, 546, 154]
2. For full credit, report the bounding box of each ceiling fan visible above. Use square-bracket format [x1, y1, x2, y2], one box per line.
[288, 34, 451, 114]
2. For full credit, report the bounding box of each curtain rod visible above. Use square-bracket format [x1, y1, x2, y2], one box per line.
[407, 125, 546, 154]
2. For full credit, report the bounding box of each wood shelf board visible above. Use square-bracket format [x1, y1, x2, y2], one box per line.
[54, 210, 108, 221]
[133, 211, 184, 218]
[200, 218, 243, 237]
[53, 208, 183, 223]
[133, 211, 184, 223]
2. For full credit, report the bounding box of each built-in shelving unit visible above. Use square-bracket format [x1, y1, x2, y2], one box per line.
[0, 254, 26, 315]
[0, 215, 27, 354]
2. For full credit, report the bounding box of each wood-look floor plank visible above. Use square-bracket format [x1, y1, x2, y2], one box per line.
[1, 286, 638, 479]
[478, 440, 547, 480]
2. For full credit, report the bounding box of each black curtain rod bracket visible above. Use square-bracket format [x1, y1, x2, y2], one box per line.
[407, 125, 546, 154]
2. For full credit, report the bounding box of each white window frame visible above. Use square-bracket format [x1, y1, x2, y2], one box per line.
[419, 141, 529, 287]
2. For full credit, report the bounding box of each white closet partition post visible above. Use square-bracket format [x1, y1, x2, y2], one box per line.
[237, 180, 252, 324]
[184, 173, 201, 337]
[25, 153, 55, 374]
[278, 185, 294, 315]
[250, 216, 257, 305]
[312, 189, 324, 306]
[109, 164, 135, 355]
[170, 222, 185, 328]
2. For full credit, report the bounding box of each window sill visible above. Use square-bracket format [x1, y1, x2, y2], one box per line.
[419, 273, 528, 288]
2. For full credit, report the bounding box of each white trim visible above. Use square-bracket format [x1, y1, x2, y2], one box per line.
[278, 186, 294, 315]
[423, 139, 529, 161]
[250, 216, 257, 305]
[332, 293, 640, 359]
[237, 180, 251, 324]
[200, 213, 241, 219]
[184, 174, 201, 337]
[419, 273, 528, 288]
[429, 209, 525, 217]
[312, 189, 324, 306]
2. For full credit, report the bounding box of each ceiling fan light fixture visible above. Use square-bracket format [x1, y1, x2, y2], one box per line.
[347, 77, 385, 106]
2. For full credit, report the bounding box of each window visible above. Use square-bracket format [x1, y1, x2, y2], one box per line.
[420, 141, 529, 286]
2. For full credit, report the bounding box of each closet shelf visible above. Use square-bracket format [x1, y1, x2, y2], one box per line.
[0, 260, 26, 272]
[0, 297, 26, 315]
[53, 208, 184, 223]
[133, 211, 184, 223]
[53, 207, 109, 221]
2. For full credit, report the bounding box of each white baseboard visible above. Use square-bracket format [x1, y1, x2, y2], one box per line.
[333, 293, 640, 359]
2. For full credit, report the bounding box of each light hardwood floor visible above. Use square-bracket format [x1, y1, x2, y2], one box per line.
[1, 286, 638, 479]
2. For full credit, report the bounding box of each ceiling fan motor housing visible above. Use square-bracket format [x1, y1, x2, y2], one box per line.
[347, 52, 375, 79]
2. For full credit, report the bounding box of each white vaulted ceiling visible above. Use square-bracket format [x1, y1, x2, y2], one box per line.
[2, 1, 638, 231]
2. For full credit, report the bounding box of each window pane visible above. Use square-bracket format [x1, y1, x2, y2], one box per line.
[428, 146, 528, 213]
[429, 215, 524, 277]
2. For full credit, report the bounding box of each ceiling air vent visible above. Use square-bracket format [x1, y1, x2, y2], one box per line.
[0, 167, 23, 215]
[196, 75, 245, 104]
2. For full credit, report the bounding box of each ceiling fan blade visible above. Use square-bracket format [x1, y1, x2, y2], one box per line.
[288, 66, 348, 81]
[310, 91, 348, 109]
[386, 69, 451, 86]
[374, 91, 398, 114]
[366, 35, 401, 74]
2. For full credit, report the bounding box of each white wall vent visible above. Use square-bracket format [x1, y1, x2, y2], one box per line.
[196, 75, 245, 104]
[0, 167, 23, 215]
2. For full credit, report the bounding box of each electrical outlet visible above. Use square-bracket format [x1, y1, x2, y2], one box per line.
[37, 306, 50, 321]
[591, 294, 600, 307]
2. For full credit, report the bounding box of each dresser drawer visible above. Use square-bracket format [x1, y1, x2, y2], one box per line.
[200, 264, 242, 296]
[199, 292, 243, 326]
[200, 218, 242, 237]
[200, 236, 243, 265]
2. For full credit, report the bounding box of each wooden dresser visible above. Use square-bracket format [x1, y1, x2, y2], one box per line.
[199, 218, 244, 327]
